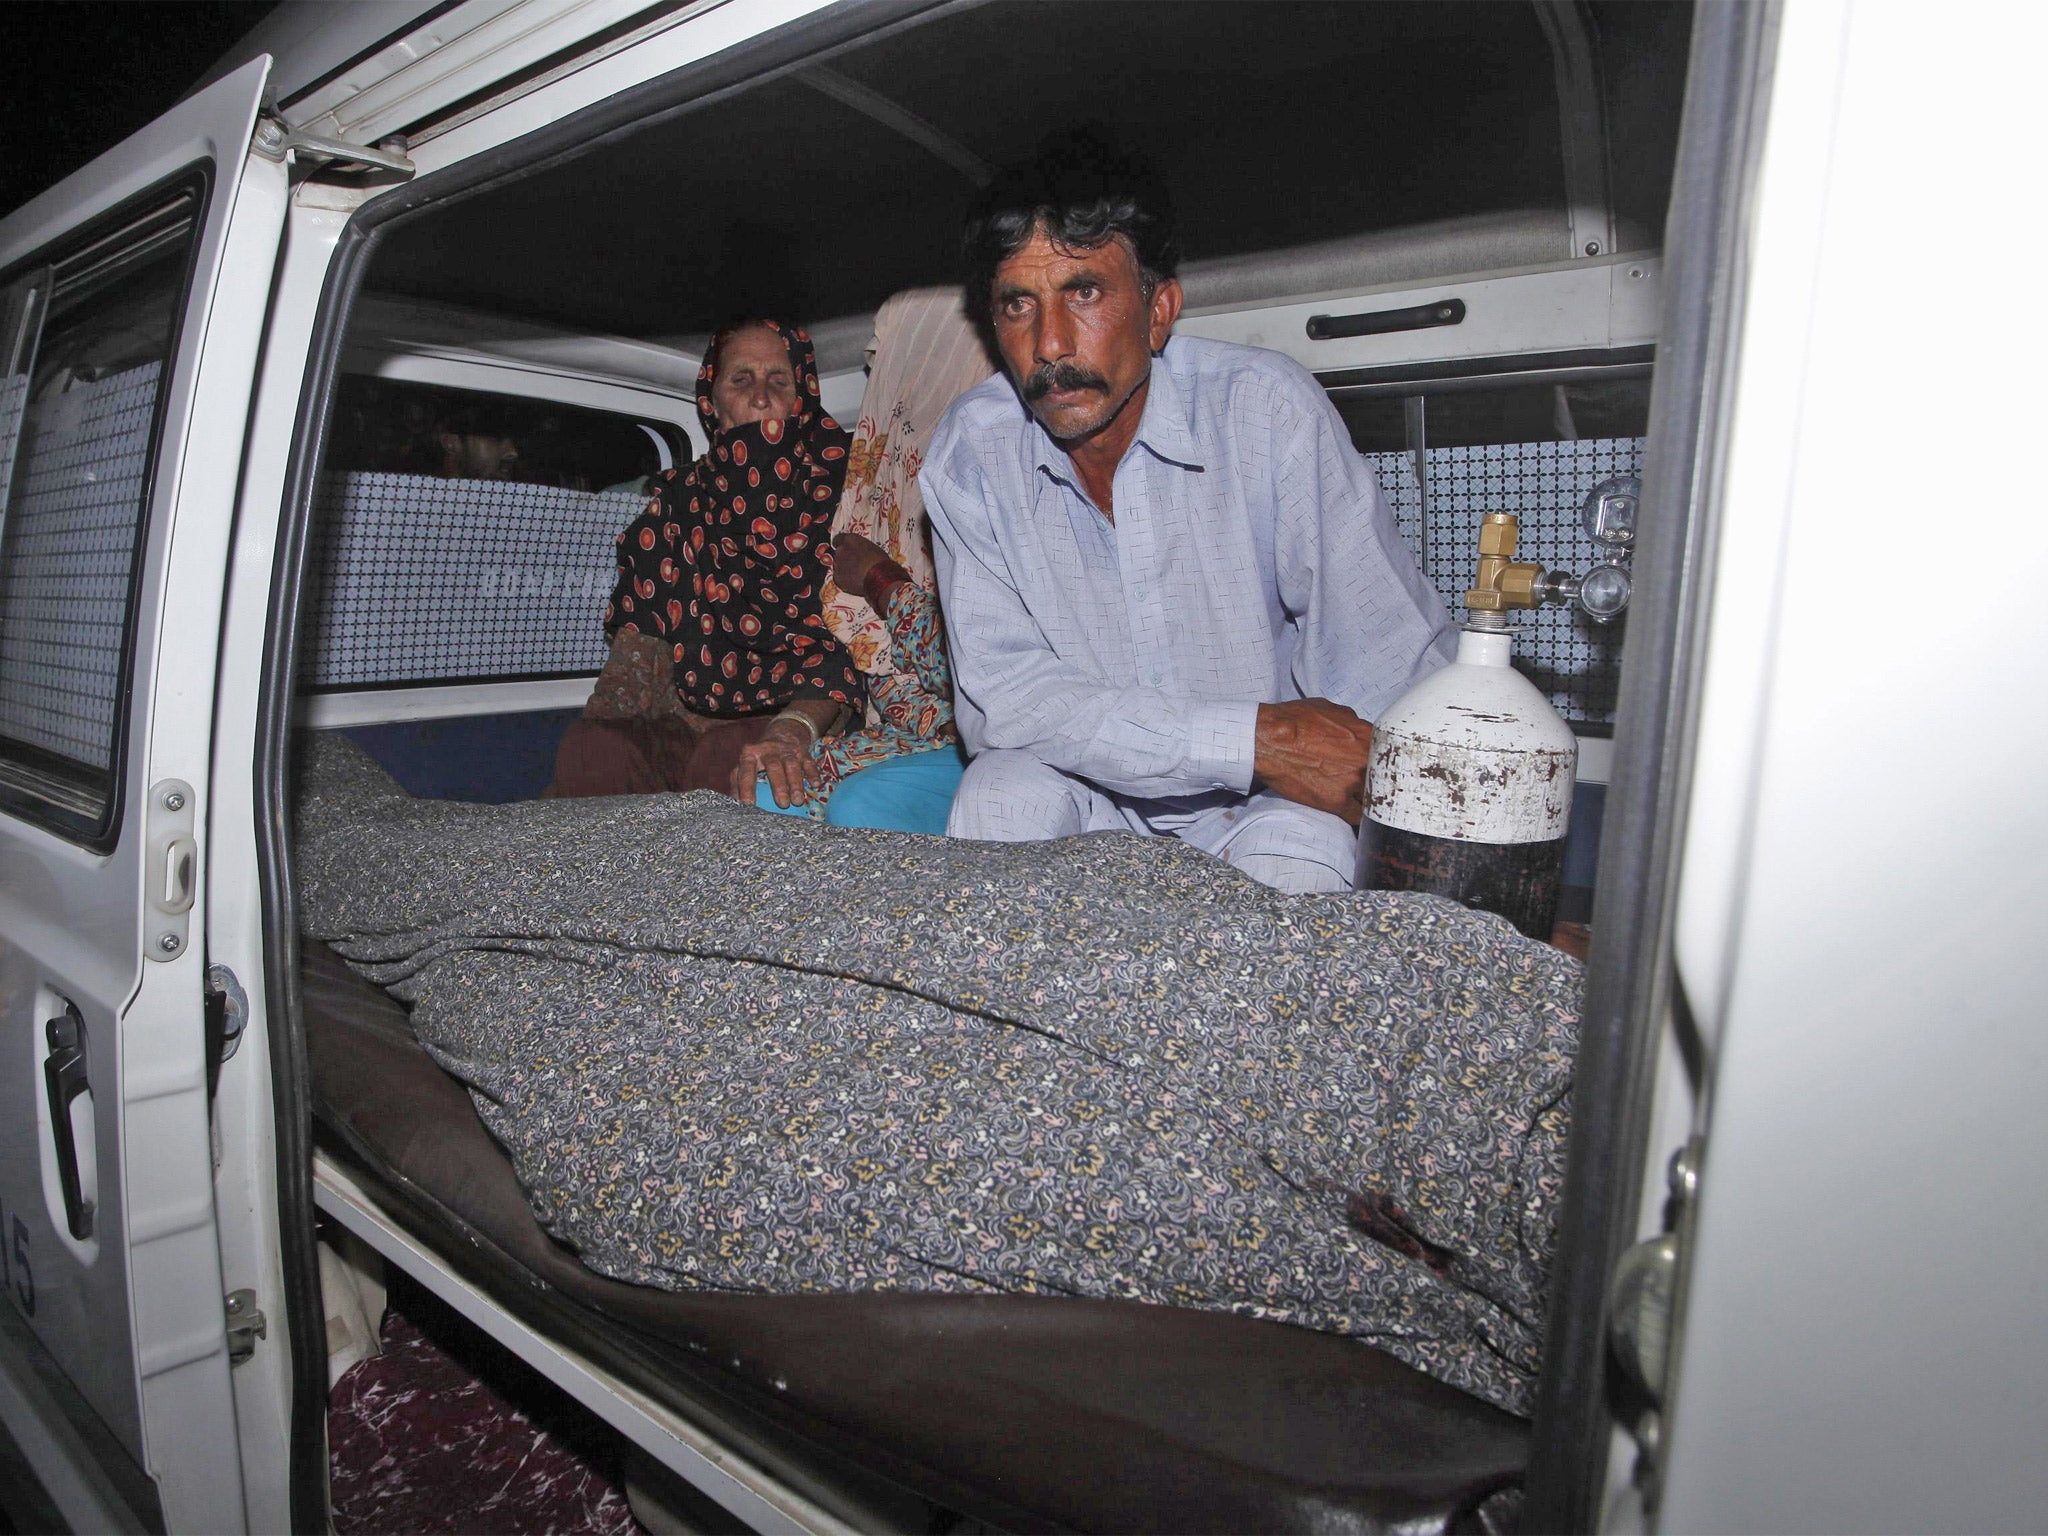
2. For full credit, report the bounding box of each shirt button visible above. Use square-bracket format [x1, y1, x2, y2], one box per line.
[1134, 587, 1148, 601]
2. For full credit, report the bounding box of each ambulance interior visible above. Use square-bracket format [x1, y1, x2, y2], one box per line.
[286, 2, 1696, 1528]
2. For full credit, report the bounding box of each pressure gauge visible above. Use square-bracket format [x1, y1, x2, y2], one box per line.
[1578, 561, 1632, 622]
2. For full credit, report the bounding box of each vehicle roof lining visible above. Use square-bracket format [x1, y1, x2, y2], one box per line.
[359, 0, 1687, 353]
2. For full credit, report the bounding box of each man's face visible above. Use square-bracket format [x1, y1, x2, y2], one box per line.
[443, 432, 520, 479]
[989, 226, 1182, 446]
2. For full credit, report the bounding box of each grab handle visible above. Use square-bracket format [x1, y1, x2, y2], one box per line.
[43, 1002, 94, 1241]
[1305, 296, 1465, 341]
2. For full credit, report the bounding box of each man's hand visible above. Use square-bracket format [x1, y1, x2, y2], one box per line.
[586, 631, 690, 723]
[1253, 698, 1375, 825]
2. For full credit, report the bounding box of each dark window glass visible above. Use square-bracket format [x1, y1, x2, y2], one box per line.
[305, 381, 694, 691]
[1334, 376, 1651, 452]
[326, 376, 687, 493]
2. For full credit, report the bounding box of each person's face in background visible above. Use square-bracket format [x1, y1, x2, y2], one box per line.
[710, 324, 798, 430]
[439, 430, 521, 479]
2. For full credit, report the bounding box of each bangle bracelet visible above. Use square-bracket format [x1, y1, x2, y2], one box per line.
[773, 708, 820, 745]
[862, 562, 911, 613]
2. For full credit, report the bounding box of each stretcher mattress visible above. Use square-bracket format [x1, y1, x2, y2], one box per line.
[303, 938, 1529, 1534]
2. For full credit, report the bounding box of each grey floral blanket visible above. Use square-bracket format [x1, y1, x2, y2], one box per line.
[295, 734, 1579, 1415]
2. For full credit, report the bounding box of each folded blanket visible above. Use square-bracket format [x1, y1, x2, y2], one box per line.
[295, 734, 1579, 1415]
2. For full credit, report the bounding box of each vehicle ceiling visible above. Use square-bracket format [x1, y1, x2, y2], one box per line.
[366, 0, 1690, 350]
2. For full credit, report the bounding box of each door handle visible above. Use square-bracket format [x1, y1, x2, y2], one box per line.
[43, 1002, 94, 1241]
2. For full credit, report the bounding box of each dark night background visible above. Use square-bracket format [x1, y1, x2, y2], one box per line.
[2, 2, 279, 215]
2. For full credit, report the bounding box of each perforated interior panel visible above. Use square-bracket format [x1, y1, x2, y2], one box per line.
[1367, 436, 1644, 730]
[0, 361, 160, 768]
[0, 372, 26, 504]
[301, 443, 1642, 725]
[304, 473, 650, 688]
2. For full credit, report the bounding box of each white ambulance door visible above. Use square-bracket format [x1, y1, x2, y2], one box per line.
[0, 57, 287, 1533]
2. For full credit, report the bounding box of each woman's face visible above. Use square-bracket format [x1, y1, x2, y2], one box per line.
[710, 325, 798, 430]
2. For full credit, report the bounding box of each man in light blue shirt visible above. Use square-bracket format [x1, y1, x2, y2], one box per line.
[923, 133, 1454, 893]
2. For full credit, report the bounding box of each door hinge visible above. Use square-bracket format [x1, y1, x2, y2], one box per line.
[251, 115, 417, 180]
[224, 1289, 267, 1366]
[1608, 1134, 1702, 1501]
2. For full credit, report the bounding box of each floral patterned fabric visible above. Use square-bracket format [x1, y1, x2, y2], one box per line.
[790, 580, 954, 814]
[295, 733, 1580, 1416]
[821, 288, 995, 720]
[605, 320, 864, 717]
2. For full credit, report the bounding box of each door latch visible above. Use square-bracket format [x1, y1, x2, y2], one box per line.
[224, 1289, 267, 1366]
[145, 779, 196, 963]
[204, 964, 248, 1101]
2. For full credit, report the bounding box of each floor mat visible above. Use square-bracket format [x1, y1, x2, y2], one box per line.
[329, 1277, 644, 1535]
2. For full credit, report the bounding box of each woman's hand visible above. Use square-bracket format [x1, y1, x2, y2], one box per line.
[731, 697, 843, 806]
[731, 719, 818, 807]
[832, 531, 912, 611]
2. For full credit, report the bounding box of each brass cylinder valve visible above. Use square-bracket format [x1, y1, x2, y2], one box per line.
[1460, 480, 1638, 626]
[1463, 512, 1550, 613]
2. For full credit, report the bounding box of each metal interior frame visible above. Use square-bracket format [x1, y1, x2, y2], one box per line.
[795, 65, 993, 186]
[262, 1, 467, 116]
[1523, 1, 1776, 1525]
[308, 1152, 866, 1536]
[1534, 0, 1619, 260]
[305, 1130, 941, 1529]
[1318, 350, 1655, 399]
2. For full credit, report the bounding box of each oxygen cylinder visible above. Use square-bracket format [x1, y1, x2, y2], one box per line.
[1357, 619, 1577, 941]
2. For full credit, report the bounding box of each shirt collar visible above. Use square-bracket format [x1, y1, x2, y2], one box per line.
[1129, 342, 1206, 471]
[1029, 339, 1207, 489]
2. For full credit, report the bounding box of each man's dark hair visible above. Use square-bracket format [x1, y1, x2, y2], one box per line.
[962, 128, 1181, 329]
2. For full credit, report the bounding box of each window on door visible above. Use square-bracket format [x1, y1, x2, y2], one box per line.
[0, 186, 199, 842]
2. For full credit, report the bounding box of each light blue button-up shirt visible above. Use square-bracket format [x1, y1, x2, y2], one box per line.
[923, 334, 1455, 805]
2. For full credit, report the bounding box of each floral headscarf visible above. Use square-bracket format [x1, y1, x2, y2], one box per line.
[606, 320, 864, 718]
[823, 288, 995, 715]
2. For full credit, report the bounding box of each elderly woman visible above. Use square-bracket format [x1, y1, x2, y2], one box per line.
[549, 319, 865, 802]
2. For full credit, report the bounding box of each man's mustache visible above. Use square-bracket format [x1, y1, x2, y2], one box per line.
[1023, 361, 1110, 401]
